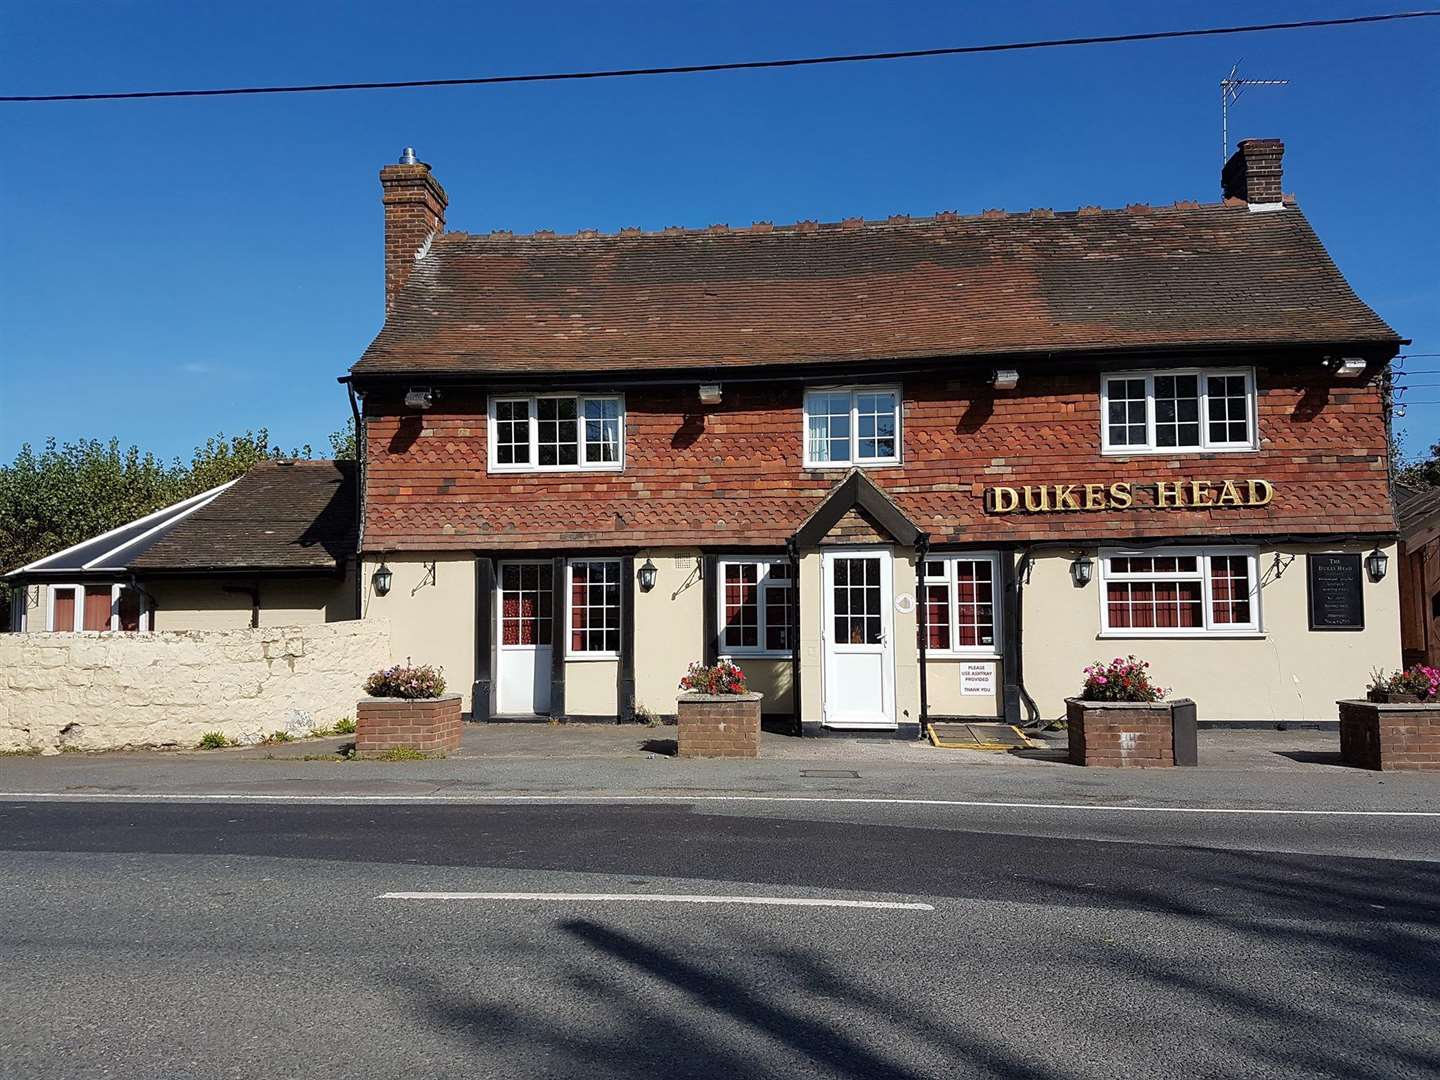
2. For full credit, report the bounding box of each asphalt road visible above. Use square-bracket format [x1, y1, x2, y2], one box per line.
[1, 798, 1437, 1079]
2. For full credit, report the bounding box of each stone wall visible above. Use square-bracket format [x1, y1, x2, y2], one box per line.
[0, 620, 389, 753]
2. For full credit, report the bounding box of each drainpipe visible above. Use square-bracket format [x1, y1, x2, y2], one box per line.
[347, 380, 365, 619]
[1013, 548, 1041, 726]
[915, 534, 930, 738]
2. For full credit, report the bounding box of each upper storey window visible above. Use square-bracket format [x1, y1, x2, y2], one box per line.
[489, 394, 624, 472]
[804, 386, 901, 467]
[1101, 368, 1256, 454]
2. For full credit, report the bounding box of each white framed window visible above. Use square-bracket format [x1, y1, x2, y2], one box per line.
[804, 386, 901, 467]
[489, 394, 625, 473]
[566, 559, 621, 658]
[919, 554, 1000, 655]
[1100, 368, 1256, 454]
[43, 583, 149, 632]
[717, 558, 795, 656]
[1099, 547, 1261, 637]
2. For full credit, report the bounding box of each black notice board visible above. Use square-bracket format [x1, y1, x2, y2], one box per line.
[1307, 553, 1364, 631]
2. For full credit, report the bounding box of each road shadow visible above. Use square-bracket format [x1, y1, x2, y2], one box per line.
[1271, 750, 1353, 767]
[392, 920, 1075, 1079]
[640, 738, 677, 756]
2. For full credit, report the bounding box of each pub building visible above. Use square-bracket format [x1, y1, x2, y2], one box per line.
[347, 139, 1403, 733]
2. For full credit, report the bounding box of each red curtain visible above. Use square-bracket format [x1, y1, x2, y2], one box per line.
[83, 587, 112, 631]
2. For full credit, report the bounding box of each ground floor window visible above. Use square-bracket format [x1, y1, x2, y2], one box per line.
[1100, 548, 1259, 636]
[718, 558, 795, 656]
[567, 559, 621, 657]
[500, 562, 552, 646]
[46, 583, 149, 632]
[919, 554, 1000, 654]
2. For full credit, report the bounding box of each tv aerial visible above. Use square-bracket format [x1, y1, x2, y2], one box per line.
[1221, 61, 1289, 164]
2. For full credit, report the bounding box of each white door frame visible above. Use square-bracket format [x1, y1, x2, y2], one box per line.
[820, 547, 897, 729]
[495, 559, 553, 716]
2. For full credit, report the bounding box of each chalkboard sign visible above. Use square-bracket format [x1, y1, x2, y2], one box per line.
[1307, 553, 1364, 631]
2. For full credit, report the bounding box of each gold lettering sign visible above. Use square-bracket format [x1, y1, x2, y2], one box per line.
[985, 480, 1277, 514]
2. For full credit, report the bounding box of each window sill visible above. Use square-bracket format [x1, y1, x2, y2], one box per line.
[564, 653, 621, 662]
[489, 464, 624, 475]
[803, 460, 901, 470]
[1100, 445, 1258, 458]
[719, 651, 794, 661]
[925, 651, 1001, 660]
[1096, 632, 1265, 640]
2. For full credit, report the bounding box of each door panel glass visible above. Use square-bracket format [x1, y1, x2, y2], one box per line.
[501, 563, 552, 646]
[833, 557, 883, 645]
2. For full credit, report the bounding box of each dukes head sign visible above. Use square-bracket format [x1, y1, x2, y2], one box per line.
[985, 479, 1275, 514]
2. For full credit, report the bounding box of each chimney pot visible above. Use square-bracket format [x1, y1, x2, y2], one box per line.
[399, 146, 417, 165]
[1222, 138, 1285, 207]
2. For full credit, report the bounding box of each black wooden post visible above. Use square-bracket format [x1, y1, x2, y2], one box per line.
[788, 542, 803, 737]
[550, 556, 567, 719]
[702, 553, 719, 667]
[473, 556, 494, 722]
[1000, 550, 1022, 725]
[915, 537, 930, 736]
[619, 554, 636, 722]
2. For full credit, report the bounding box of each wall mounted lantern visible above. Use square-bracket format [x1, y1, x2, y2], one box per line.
[1070, 553, 1094, 587]
[990, 369, 1019, 390]
[372, 562, 393, 596]
[1366, 547, 1389, 582]
[637, 558, 658, 593]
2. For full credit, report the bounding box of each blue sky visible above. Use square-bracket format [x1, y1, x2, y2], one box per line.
[2, 1, 1436, 463]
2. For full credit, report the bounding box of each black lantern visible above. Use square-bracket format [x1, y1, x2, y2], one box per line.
[1070, 553, 1094, 587]
[637, 558, 658, 593]
[1366, 547, 1389, 582]
[372, 562, 393, 596]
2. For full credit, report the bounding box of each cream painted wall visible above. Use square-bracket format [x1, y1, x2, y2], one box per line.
[735, 659, 794, 714]
[633, 549, 704, 715]
[799, 550, 824, 721]
[566, 659, 619, 716]
[926, 657, 1004, 717]
[20, 575, 352, 633]
[1021, 544, 1401, 722]
[150, 574, 353, 630]
[362, 554, 476, 712]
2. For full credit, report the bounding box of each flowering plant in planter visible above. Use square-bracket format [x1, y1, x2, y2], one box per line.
[1367, 664, 1440, 702]
[1080, 656, 1167, 703]
[363, 662, 446, 700]
[678, 659, 748, 695]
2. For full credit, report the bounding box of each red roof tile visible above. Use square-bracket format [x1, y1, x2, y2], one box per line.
[353, 203, 1398, 378]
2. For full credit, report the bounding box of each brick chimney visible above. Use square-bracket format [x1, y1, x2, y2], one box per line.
[380, 148, 448, 311]
[1222, 138, 1285, 206]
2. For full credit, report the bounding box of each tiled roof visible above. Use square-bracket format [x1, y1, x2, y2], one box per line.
[353, 201, 1399, 377]
[132, 461, 356, 571]
[1396, 483, 1440, 539]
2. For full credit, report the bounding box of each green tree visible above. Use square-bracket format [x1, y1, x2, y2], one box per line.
[1396, 438, 1440, 489]
[1, 423, 354, 627]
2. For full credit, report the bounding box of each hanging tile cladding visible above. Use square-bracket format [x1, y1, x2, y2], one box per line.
[362, 367, 1394, 550]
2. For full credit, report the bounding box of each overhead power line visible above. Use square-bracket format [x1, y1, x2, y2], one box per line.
[3, 11, 1437, 104]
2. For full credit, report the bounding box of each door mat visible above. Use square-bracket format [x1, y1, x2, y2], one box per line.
[927, 722, 1033, 751]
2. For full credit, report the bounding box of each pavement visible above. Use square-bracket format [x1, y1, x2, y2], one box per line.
[2, 724, 1438, 814]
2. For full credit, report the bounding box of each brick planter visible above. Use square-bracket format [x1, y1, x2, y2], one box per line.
[1337, 700, 1440, 771]
[1065, 698, 1198, 768]
[676, 692, 762, 759]
[355, 695, 463, 757]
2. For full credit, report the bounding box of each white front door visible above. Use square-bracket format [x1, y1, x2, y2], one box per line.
[821, 549, 896, 728]
[497, 561, 553, 716]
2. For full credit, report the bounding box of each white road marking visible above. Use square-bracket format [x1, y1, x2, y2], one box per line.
[0, 791, 1437, 817]
[378, 891, 933, 910]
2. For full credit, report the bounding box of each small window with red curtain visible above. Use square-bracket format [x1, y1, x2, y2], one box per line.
[918, 554, 1000, 655]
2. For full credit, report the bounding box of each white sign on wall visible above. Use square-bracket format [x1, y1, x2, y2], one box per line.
[959, 662, 996, 696]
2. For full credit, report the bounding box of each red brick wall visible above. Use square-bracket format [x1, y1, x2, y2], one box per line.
[362, 359, 1392, 550]
[676, 694, 762, 758]
[356, 695, 462, 755]
[1067, 700, 1176, 767]
[1339, 700, 1440, 771]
